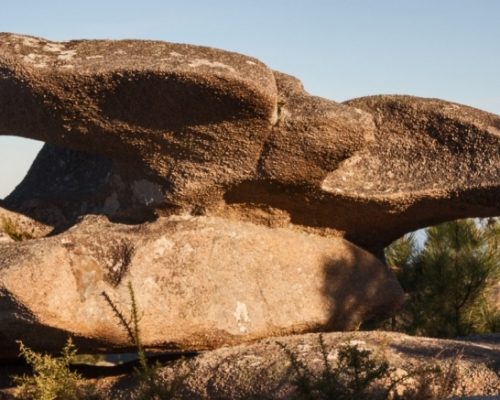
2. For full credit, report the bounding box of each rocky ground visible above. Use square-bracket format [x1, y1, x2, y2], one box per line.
[0, 331, 498, 399]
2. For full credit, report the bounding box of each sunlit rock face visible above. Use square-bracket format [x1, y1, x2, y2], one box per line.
[0, 33, 498, 357]
[0, 215, 403, 358]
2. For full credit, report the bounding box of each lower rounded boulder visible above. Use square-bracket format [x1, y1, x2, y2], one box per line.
[0, 215, 403, 358]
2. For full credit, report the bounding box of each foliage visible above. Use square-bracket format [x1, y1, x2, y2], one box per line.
[278, 335, 389, 400]
[278, 335, 464, 400]
[1, 217, 33, 241]
[13, 338, 93, 400]
[386, 218, 500, 337]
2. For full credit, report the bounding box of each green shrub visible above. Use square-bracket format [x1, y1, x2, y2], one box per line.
[13, 338, 91, 400]
[278, 335, 389, 400]
[278, 335, 464, 400]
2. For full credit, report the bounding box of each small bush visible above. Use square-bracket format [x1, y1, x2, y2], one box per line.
[278, 335, 464, 400]
[278, 335, 389, 400]
[13, 338, 92, 400]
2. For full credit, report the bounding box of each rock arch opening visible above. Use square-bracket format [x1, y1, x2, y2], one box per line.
[0, 138, 163, 233]
[0, 136, 43, 200]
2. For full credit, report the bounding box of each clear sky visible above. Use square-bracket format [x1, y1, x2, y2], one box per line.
[1, 0, 499, 198]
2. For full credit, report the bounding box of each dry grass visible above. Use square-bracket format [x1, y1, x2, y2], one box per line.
[1, 217, 33, 242]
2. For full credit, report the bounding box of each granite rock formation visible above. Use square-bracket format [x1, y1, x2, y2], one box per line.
[0, 215, 403, 357]
[99, 332, 500, 399]
[1, 33, 498, 252]
[0, 33, 499, 357]
[2, 332, 497, 399]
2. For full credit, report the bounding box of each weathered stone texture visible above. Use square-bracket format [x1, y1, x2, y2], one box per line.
[0, 215, 402, 358]
[1, 34, 498, 250]
[0, 34, 498, 359]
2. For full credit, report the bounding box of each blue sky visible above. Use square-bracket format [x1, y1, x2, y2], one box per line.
[1, 0, 499, 198]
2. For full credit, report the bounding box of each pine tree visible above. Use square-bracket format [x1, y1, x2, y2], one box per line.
[385, 218, 500, 338]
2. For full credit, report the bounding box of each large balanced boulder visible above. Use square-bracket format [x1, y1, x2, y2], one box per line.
[0, 33, 498, 358]
[0, 215, 402, 358]
[1, 34, 498, 253]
